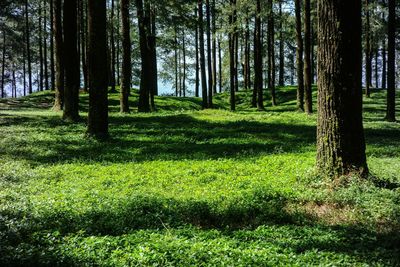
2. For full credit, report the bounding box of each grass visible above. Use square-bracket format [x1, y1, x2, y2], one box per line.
[0, 87, 399, 266]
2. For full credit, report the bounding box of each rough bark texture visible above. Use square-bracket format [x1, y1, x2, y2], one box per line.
[87, 0, 109, 137]
[120, 0, 131, 113]
[317, 0, 368, 177]
[198, 0, 208, 109]
[295, 0, 304, 111]
[62, 0, 80, 121]
[53, 0, 64, 111]
[386, 0, 396, 122]
[303, 0, 312, 113]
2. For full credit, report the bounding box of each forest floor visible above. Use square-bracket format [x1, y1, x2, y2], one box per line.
[0, 87, 400, 266]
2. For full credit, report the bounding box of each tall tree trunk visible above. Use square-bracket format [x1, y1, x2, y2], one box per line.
[62, 0, 80, 121]
[120, 0, 131, 113]
[87, 0, 109, 137]
[53, 0, 64, 110]
[212, 0, 217, 95]
[317, 0, 368, 177]
[267, 0, 276, 106]
[1, 30, 5, 98]
[182, 28, 186, 97]
[50, 0, 55, 90]
[254, 0, 264, 110]
[206, 0, 213, 108]
[198, 0, 208, 108]
[278, 1, 285, 87]
[304, 0, 312, 113]
[137, 0, 151, 112]
[150, 5, 158, 99]
[295, 0, 304, 111]
[174, 25, 179, 97]
[382, 38, 386, 90]
[44, 0, 49, 91]
[39, 0, 44, 91]
[218, 37, 222, 93]
[25, 0, 33, 94]
[109, 0, 117, 93]
[386, 0, 396, 122]
[375, 49, 379, 89]
[244, 18, 250, 90]
[80, 0, 88, 92]
[195, 7, 200, 97]
[365, 0, 371, 97]
[23, 43, 27, 96]
[229, 0, 237, 111]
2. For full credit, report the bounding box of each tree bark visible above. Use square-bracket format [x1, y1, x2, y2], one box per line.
[120, 0, 131, 113]
[212, 0, 217, 95]
[365, 0, 371, 97]
[62, 0, 80, 121]
[198, 0, 208, 109]
[80, 0, 88, 92]
[109, 0, 117, 93]
[1, 30, 5, 98]
[206, 0, 213, 108]
[39, 0, 44, 91]
[386, 0, 396, 122]
[229, 0, 237, 111]
[87, 0, 109, 137]
[382, 38, 386, 90]
[43, 0, 49, 91]
[53, 0, 64, 111]
[295, 0, 304, 111]
[254, 0, 264, 110]
[317, 0, 368, 177]
[50, 0, 55, 90]
[25, 0, 33, 94]
[278, 1, 284, 87]
[304, 0, 312, 113]
[195, 7, 200, 97]
[267, 0, 276, 106]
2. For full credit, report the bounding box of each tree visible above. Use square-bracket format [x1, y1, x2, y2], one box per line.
[53, 0, 64, 111]
[254, 0, 264, 111]
[229, 0, 237, 111]
[304, 0, 312, 113]
[317, 0, 368, 176]
[365, 0, 372, 97]
[198, 0, 208, 109]
[278, 1, 284, 87]
[25, 0, 32, 94]
[267, 0, 276, 106]
[295, 0, 304, 111]
[206, 0, 213, 108]
[62, 0, 80, 121]
[386, 0, 396, 122]
[87, 0, 109, 137]
[120, 0, 131, 113]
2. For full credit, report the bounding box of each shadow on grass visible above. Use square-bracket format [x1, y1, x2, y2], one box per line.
[0, 187, 399, 266]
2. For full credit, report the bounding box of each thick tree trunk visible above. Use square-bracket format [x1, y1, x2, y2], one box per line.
[53, 0, 64, 111]
[120, 0, 131, 113]
[386, 0, 396, 122]
[365, 0, 371, 97]
[303, 0, 312, 113]
[317, 0, 368, 177]
[254, 0, 264, 111]
[87, 0, 109, 137]
[198, 0, 208, 109]
[62, 0, 80, 121]
[25, 0, 33, 94]
[295, 0, 304, 111]
[137, 0, 151, 112]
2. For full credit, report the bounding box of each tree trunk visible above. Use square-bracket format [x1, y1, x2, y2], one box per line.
[25, 0, 33, 94]
[53, 0, 64, 111]
[254, 0, 264, 110]
[278, 1, 284, 87]
[50, 0, 55, 90]
[1, 30, 5, 98]
[120, 0, 131, 113]
[375, 49, 379, 89]
[137, 0, 151, 112]
[382, 38, 386, 90]
[229, 0, 237, 111]
[212, 0, 217, 95]
[44, 0, 49, 91]
[317, 0, 368, 177]
[174, 25, 179, 97]
[109, 0, 117, 93]
[267, 0, 276, 106]
[182, 29, 186, 97]
[198, 0, 208, 109]
[116, 0, 121, 86]
[39, 0, 44, 91]
[195, 7, 200, 97]
[295, 0, 304, 111]
[365, 0, 371, 97]
[206, 0, 213, 108]
[62, 0, 80, 121]
[80, 0, 88, 92]
[386, 0, 396, 122]
[218, 37, 222, 93]
[87, 0, 109, 137]
[304, 0, 312, 113]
